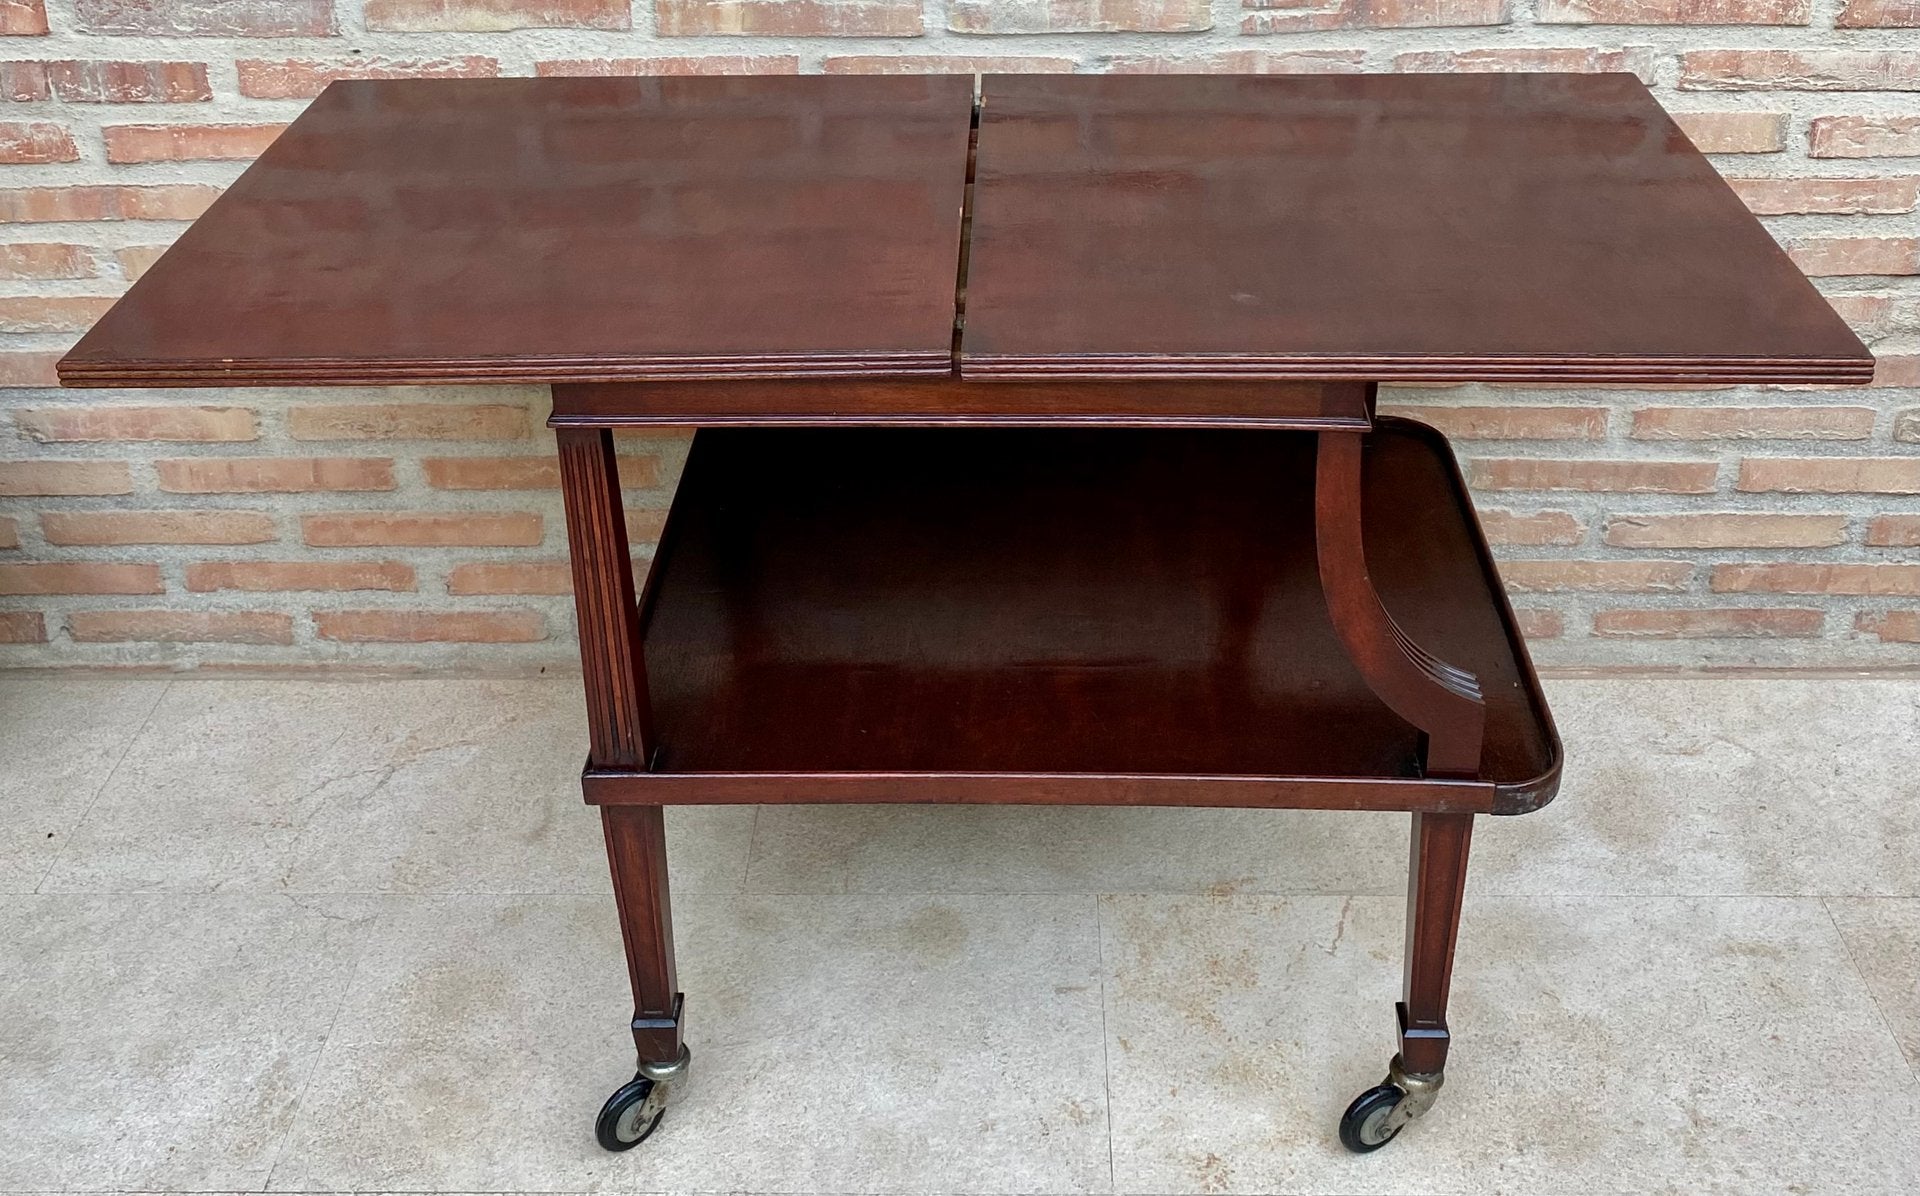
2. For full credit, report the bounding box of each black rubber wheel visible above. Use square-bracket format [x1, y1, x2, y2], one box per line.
[1338, 1084, 1405, 1153]
[595, 1074, 664, 1152]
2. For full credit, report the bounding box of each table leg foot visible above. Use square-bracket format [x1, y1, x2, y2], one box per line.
[1343, 809, 1473, 1153]
[599, 804, 686, 1149]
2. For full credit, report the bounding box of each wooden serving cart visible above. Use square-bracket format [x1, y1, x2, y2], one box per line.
[58, 72, 1871, 1154]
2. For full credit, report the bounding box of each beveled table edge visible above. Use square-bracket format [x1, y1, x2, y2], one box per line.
[961, 354, 1877, 386]
[53, 351, 958, 389]
[61, 354, 1875, 391]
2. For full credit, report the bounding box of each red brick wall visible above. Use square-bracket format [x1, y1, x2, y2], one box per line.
[0, 0, 1915, 671]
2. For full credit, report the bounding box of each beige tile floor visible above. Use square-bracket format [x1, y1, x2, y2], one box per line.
[1, 675, 1917, 1196]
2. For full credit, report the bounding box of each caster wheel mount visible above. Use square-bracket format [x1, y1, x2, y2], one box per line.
[1338, 1054, 1443, 1154]
[595, 1045, 691, 1152]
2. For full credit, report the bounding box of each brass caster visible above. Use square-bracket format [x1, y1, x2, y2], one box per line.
[1337, 1054, 1444, 1153]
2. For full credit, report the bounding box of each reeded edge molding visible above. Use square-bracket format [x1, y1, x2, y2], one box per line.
[963, 354, 1876, 385]
[55, 352, 957, 388]
[58, 352, 1875, 389]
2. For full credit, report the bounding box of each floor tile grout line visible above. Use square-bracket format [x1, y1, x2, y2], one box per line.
[740, 803, 760, 891]
[53, 1189, 1251, 1196]
[1820, 895, 1920, 1082]
[33, 678, 174, 896]
[50, 1191, 1278, 1196]
[0, 1192, 1598, 1196]
[258, 929, 368, 1196]
[1093, 893, 1118, 1196]
[0, 1185, 1678, 1195]
[693, 889, 1920, 901]
[20, 887, 1920, 900]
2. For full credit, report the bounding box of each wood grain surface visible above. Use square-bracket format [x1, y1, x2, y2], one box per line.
[961, 73, 1871, 385]
[59, 75, 973, 386]
[630, 420, 1560, 809]
[59, 72, 1870, 394]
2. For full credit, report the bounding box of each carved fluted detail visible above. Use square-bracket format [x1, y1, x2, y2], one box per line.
[1314, 429, 1486, 779]
[557, 427, 653, 769]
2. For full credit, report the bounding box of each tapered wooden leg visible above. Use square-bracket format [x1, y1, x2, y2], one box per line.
[557, 426, 682, 1070]
[1339, 808, 1475, 1151]
[1399, 810, 1473, 1077]
[604, 804, 682, 1065]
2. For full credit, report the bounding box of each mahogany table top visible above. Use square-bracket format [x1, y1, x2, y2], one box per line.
[59, 72, 1871, 396]
[961, 72, 1869, 385]
[58, 75, 975, 387]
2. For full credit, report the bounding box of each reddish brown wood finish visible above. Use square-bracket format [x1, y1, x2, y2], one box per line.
[557, 427, 678, 1066]
[962, 73, 1872, 385]
[557, 428, 652, 768]
[58, 74, 1868, 397]
[603, 805, 681, 1065]
[1400, 811, 1474, 1076]
[583, 768, 1496, 812]
[626, 421, 1560, 812]
[1316, 428, 1486, 779]
[42, 68, 1869, 1139]
[59, 76, 972, 387]
[550, 378, 1373, 430]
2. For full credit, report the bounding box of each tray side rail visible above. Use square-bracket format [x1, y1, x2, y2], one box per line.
[582, 768, 1498, 812]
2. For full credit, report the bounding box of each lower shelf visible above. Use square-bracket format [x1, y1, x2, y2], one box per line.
[610, 418, 1561, 813]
